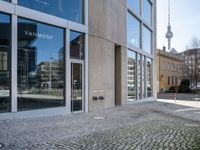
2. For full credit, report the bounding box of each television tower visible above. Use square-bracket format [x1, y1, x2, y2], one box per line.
[165, 0, 173, 50]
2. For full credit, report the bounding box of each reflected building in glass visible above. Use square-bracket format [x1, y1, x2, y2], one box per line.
[0, 0, 156, 118]
[0, 13, 11, 113]
[127, 0, 155, 102]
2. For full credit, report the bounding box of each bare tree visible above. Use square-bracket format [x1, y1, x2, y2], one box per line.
[182, 36, 200, 90]
[185, 35, 200, 49]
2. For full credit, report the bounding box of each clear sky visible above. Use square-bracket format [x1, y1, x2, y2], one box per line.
[157, 0, 200, 52]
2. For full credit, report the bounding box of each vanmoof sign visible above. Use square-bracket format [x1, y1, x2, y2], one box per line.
[24, 30, 54, 40]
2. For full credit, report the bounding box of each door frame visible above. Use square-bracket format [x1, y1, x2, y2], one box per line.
[70, 59, 85, 113]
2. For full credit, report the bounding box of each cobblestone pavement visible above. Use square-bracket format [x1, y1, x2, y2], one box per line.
[157, 93, 199, 101]
[0, 101, 200, 150]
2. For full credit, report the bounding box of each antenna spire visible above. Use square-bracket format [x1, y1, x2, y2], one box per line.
[165, 0, 173, 50]
[168, 0, 170, 25]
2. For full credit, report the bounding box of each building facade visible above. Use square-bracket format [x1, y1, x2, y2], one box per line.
[0, 0, 156, 119]
[178, 48, 200, 89]
[156, 49, 182, 92]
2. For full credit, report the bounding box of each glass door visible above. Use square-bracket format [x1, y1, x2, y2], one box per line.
[71, 62, 84, 112]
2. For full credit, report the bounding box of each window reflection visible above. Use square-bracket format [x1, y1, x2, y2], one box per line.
[0, 13, 11, 113]
[70, 31, 84, 60]
[143, 26, 152, 54]
[142, 56, 146, 98]
[70, 31, 84, 112]
[18, 0, 84, 24]
[138, 54, 142, 99]
[127, 0, 140, 15]
[147, 58, 152, 97]
[142, 0, 152, 25]
[1, 0, 10, 2]
[127, 50, 136, 101]
[17, 18, 65, 111]
[127, 12, 140, 48]
[71, 63, 82, 111]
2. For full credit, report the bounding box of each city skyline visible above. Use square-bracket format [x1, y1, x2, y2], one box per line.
[157, 0, 200, 52]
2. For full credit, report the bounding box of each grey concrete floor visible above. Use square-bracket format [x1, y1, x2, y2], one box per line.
[0, 101, 200, 150]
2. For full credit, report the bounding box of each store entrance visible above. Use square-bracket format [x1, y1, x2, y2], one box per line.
[71, 62, 84, 112]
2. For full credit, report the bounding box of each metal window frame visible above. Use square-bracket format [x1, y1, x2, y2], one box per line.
[70, 59, 85, 113]
[126, 0, 155, 102]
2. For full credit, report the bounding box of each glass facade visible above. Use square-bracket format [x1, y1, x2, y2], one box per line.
[70, 31, 84, 112]
[70, 31, 84, 60]
[127, 0, 140, 15]
[127, 52, 153, 100]
[143, 26, 152, 54]
[18, 0, 84, 24]
[0, 13, 11, 113]
[127, 12, 140, 48]
[127, 0, 154, 101]
[17, 18, 65, 111]
[147, 58, 153, 97]
[71, 63, 82, 111]
[138, 54, 142, 99]
[127, 50, 136, 101]
[142, 0, 152, 25]
[142, 56, 146, 98]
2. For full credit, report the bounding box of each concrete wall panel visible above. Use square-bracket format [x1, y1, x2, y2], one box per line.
[88, 0, 127, 111]
[89, 0, 126, 47]
[88, 36, 115, 111]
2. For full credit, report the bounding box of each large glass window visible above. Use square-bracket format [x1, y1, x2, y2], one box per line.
[0, 13, 11, 113]
[18, 0, 84, 24]
[127, 0, 140, 15]
[127, 50, 136, 101]
[70, 31, 84, 112]
[143, 26, 152, 54]
[138, 54, 142, 99]
[142, 56, 146, 98]
[127, 12, 140, 48]
[71, 63, 83, 111]
[142, 0, 152, 25]
[70, 31, 84, 60]
[17, 18, 65, 111]
[147, 58, 153, 97]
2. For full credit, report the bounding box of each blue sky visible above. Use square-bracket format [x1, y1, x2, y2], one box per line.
[157, 0, 200, 52]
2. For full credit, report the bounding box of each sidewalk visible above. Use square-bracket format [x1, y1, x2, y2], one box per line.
[0, 101, 200, 150]
[157, 99, 200, 108]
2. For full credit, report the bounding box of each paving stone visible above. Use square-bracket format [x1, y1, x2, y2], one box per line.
[0, 101, 200, 149]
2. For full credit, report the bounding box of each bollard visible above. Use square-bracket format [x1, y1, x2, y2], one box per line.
[174, 93, 176, 102]
[196, 94, 198, 103]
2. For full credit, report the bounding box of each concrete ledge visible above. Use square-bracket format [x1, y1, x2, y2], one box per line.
[0, 107, 67, 120]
